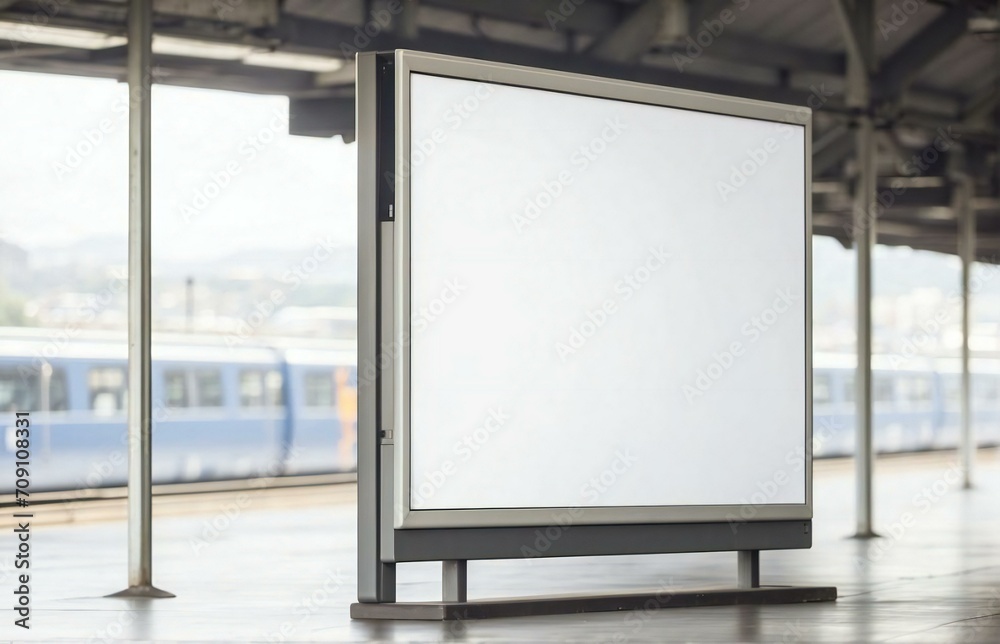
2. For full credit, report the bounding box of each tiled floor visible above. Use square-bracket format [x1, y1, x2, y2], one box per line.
[1, 449, 998, 642]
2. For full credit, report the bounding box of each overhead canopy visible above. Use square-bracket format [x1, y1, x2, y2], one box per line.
[0, 0, 997, 256]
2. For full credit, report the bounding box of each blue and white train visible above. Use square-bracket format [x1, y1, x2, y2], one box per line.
[812, 353, 1000, 456]
[2, 329, 998, 493]
[0, 328, 357, 492]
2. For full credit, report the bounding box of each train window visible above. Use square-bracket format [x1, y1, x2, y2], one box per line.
[265, 370, 284, 406]
[50, 369, 68, 411]
[874, 375, 894, 403]
[0, 368, 38, 411]
[899, 376, 932, 403]
[240, 370, 264, 407]
[843, 374, 854, 404]
[305, 372, 335, 407]
[944, 378, 961, 405]
[240, 369, 283, 407]
[89, 367, 126, 415]
[0, 366, 67, 411]
[813, 373, 832, 405]
[842, 375, 896, 404]
[974, 378, 1000, 403]
[164, 370, 188, 408]
[195, 370, 224, 407]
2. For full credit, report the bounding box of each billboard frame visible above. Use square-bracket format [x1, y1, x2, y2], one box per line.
[354, 50, 833, 618]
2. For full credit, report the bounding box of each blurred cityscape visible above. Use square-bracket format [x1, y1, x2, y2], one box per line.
[0, 234, 357, 340]
[5, 232, 1000, 356]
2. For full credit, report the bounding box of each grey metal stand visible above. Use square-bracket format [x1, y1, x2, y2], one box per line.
[352, 49, 836, 623]
[738, 550, 760, 589]
[350, 552, 835, 620]
[442, 560, 467, 602]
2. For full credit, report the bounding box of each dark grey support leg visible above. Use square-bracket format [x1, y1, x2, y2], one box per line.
[738, 550, 760, 589]
[442, 560, 468, 602]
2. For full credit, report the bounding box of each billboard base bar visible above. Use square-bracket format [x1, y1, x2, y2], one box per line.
[351, 585, 837, 620]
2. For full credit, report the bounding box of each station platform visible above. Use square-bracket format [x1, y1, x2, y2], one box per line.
[1, 449, 998, 642]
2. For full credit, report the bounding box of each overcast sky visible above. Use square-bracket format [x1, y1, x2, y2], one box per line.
[0, 69, 356, 263]
[0, 68, 984, 324]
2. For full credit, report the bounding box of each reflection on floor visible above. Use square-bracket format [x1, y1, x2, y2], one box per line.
[1, 449, 998, 642]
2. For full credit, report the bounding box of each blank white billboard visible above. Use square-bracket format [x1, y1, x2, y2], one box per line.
[405, 72, 806, 513]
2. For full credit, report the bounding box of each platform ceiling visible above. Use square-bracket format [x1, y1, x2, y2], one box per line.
[0, 0, 997, 257]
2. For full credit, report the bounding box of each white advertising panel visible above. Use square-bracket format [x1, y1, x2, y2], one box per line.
[397, 58, 808, 526]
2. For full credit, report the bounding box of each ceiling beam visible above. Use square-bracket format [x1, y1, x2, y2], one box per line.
[0, 52, 319, 96]
[813, 128, 855, 176]
[423, 0, 623, 34]
[395, 0, 421, 40]
[661, 33, 844, 75]
[588, 0, 675, 63]
[831, 0, 873, 77]
[688, 0, 731, 28]
[874, 4, 970, 101]
[275, 14, 821, 106]
[0, 42, 72, 60]
[961, 85, 1000, 124]
[832, 0, 875, 108]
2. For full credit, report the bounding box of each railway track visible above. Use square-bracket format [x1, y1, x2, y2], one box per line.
[0, 448, 994, 529]
[0, 472, 357, 528]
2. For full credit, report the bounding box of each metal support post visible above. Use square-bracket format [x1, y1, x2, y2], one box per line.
[956, 175, 975, 488]
[839, 0, 879, 539]
[442, 560, 468, 602]
[109, 0, 173, 600]
[737, 551, 760, 589]
[853, 114, 877, 538]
